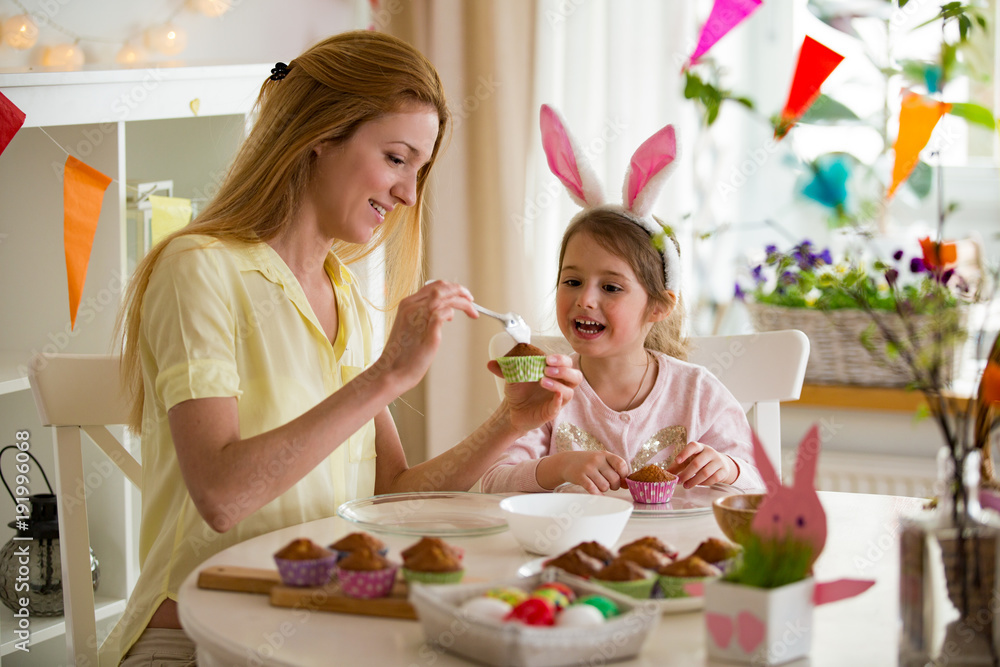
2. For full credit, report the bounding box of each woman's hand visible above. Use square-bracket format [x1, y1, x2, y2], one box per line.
[536, 450, 630, 494]
[376, 280, 477, 393]
[488, 354, 581, 434]
[666, 441, 737, 489]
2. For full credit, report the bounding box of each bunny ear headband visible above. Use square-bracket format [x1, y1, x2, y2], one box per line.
[539, 104, 681, 293]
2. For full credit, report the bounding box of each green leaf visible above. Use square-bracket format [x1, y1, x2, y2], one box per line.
[904, 161, 933, 199]
[959, 14, 971, 41]
[734, 96, 755, 110]
[798, 94, 861, 123]
[948, 102, 996, 130]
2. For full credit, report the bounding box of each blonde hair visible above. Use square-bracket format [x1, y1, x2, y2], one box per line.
[117, 31, 450, 431]
[557, 210, 689, 360]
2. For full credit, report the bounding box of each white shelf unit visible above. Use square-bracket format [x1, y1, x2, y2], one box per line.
[0, 63, 269, 662]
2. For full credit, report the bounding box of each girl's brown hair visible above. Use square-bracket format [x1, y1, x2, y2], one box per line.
[557, 209, 689, 359]
[117, 30, 450, 431]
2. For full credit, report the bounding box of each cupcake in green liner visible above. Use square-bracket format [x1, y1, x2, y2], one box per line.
[656, 555, 721, 598]
[401, 543, 464, 585]
[591, 558, 656, 600]
[496, 343, 546, 383]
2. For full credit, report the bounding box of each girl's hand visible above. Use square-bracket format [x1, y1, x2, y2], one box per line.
[536, 450, 630, 495]
[666, 441, 738, 489]
[488, 355, 580, 433]
[378, 280, 477, 393]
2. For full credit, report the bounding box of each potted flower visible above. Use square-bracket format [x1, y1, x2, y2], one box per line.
[736, 238, 966, 387]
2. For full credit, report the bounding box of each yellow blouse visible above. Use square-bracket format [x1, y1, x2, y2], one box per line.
[101, 234, 376, 664]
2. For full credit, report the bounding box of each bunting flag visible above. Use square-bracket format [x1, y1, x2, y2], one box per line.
[775, 36, 845, 139]
[687, 0, 763, 66]
[0, 91, 26, 158]
[64, 156, 112, 329]
[149, 195, 192, 246]
[886, 92, 951, 199]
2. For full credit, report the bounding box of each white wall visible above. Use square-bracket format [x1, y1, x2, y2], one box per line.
[0, 0, 358, 70]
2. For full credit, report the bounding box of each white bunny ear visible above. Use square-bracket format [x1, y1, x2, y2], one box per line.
[539, 105, 606, 208]
[622, 124, 678, 219]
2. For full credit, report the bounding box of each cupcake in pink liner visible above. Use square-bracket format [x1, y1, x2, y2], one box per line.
[336, 548, 399, 599]
[273, 538, 339, 588]
[625, 464, 678, 504]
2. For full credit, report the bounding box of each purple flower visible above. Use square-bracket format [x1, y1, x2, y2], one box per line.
[818, 248, 833, 265]
[910, 257, 925, 273]
[779, 271, 797, 286]
[765, 244, 778, 258]
[893, 249, 904, 261]
[734, 283, 745, 301]
[940, 269, 955, 285]
[885, 268, 899, 287]
[752, 265, 765, 284]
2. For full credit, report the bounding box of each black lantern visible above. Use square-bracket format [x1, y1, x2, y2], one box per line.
[0, 446, 99, 617]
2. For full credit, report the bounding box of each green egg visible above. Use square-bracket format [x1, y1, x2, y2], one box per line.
[574, 594, 620, 618]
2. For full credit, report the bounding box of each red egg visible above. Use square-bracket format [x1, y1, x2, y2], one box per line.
[505, 597, 556, 626]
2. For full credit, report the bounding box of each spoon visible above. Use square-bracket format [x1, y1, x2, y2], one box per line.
[424, 280, 531, 344]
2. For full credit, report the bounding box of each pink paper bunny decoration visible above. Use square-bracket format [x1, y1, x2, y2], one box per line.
[539, 104, 682, 293]
[750, 423, 827, 559]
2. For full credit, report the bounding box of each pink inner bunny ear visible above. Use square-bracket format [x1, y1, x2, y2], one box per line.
[625, 124, 677, 211]
[751, 430, 781, 495]
[793, 424, 822, 491]
[540, 105, 587, 203]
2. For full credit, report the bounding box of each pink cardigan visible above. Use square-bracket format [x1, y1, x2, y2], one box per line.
[481, 351, 765, 493]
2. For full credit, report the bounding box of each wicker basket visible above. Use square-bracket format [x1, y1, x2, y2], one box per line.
[746, 301, 960, 387]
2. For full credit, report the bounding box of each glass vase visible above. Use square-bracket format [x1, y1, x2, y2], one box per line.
[899, 448, 1000, 666]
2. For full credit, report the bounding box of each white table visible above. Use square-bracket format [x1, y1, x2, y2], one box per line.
[178, 491, 923, 666]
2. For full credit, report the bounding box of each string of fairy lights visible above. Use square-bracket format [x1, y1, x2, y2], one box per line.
[2, 0, 233, 67]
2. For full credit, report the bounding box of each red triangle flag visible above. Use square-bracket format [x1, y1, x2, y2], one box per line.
[64, 156, 112, 329]
[0, 90, 26, 158]
[775, 36, 845, 139]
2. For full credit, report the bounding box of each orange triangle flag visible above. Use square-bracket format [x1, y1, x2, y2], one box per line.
[775, 36, 845, 139]
[887, 92, 951, 199]
[63, 156, 112, 329]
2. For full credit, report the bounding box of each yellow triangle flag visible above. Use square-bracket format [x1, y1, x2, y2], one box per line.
[63, 156, 112, 329]
[149, 195, 192, 246]
[887, 92, 951, 199]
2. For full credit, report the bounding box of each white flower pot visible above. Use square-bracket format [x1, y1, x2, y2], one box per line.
[704, 577, 814, 665]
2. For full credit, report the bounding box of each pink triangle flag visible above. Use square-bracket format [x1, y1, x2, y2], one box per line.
[775, 36, 845, 139]
[0, 90, 26, 158]
[688, 0, 763, 66]
[64, 156, 112, 329]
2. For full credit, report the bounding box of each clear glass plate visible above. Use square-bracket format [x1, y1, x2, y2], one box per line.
[554, 483, 736, 517]
[516, 559, 704, 614]
[336, 492, 509, 537]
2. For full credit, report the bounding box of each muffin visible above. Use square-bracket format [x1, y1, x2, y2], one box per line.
[692, 537, 741, 566]
[625, 464, 678, 504]
[617, 544, 672, 570]
[329, 532, 388, 561]
[401, 536, 463, 563]
[656, 555, 722, 598]
[619, 536, 679, 560]
[592, 558, 656, 599]
[336, 547, 399, 599]
[543, 549, 605, 579]
[569, 541, 615, 565]
[401, 544, 465, 584]
[273, 538, 338, 587]
[496, 343, 546, 383]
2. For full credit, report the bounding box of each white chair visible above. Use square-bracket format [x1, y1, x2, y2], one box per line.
[489, 330, 810, 476]
[28, 354, 139, 667]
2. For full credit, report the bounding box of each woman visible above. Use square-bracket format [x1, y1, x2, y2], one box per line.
[107, 31, 579, 665]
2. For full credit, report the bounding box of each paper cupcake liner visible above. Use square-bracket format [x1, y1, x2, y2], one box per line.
[337, 565, 400, 599]
[497, 355, 546, 383]
[274, 553, 339, 588]
[656, 574, 717, 599]
[401, 568, 465, 585]
[626, 477, 677, 504]
[592, 575, 656, 600]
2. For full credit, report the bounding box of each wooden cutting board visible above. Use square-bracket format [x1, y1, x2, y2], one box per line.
[197, 565, 417, 620]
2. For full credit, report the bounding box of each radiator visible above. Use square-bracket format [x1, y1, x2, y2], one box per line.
[782, 449, 937, 499]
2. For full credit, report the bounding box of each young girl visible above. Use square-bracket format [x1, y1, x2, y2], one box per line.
[481, 106, 763, 495]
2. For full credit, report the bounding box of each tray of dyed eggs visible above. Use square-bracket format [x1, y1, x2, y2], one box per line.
[408, 569, 660, 667]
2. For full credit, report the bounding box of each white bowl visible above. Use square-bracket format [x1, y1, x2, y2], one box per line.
[499, 493, 633, 556]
